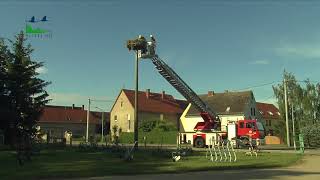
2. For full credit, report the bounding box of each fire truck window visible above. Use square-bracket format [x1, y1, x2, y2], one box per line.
[246, 122, 252, 128]
[239, 122, 244, 128]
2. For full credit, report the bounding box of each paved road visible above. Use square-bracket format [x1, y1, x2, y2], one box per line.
[67, 150, 320, 180]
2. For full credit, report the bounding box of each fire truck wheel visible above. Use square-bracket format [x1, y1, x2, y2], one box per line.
[194, 137, 205, 148]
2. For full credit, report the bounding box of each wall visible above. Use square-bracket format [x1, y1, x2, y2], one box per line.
[38, 122, 97, 138]
[110, 91, 134, 133]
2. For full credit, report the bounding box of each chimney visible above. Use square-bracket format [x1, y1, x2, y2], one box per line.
[72, 104, 75, 109]
[208, 91, 214, 97]
[146, 89, 150, 99]
[82, 105, 85, 110]
[161, 91, 165, 100]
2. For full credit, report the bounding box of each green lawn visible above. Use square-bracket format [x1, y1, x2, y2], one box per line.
[0, 149, 302, 180]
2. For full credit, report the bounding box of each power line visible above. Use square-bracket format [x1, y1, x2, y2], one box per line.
[260, 94, 275, 103]
[231, 80, 281, 92]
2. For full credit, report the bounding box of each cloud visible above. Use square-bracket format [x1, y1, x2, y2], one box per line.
[36, 67, 48, 74]
[249, 60, 270, 65]
[275, 44, 320, 59]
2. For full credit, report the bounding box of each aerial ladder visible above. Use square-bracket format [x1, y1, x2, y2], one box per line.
[127, 35, 220, 131]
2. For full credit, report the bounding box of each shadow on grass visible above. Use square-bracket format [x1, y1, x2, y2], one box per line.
[0, 149, 309, 180]
[94, 169, 320, 180]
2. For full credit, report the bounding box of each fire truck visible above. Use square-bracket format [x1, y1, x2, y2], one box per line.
[126, 35, 265, 148]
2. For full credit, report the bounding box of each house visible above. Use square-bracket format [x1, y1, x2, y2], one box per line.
[110, 89, 188, 133]
[256, 102, 281, 136]
[38, 105, 110, 139]
[180, 90, 263, 132]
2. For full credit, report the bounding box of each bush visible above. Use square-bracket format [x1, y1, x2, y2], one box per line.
[301, 123, 320, 147]
[139, 120, 157, 132]
[155, 121, 176, 132]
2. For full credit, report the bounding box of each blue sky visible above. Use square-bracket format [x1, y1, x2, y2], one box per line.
[1, 0, 320, 111]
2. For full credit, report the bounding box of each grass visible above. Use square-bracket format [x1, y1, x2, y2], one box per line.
[0, 148, 302, 180]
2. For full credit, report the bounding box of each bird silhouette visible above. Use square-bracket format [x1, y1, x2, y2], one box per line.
[41, 16, 48, 22]
[26, 16, 37, 23]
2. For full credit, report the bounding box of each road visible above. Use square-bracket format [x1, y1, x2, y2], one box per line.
[66, 150, 320, 180]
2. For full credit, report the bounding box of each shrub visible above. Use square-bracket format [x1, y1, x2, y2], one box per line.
[155, 121, 176, 132]
[139, 120, 157, 132]
[301, 123, 320, 147]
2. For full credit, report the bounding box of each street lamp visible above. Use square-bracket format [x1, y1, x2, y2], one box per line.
[95, 107, 105, 143]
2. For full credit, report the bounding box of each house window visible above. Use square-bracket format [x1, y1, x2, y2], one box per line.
[160, 114, 164, 121]
[127, 114, 131, 130]
[250, 108, 253, 116]
[114, 115, 118, 121]
[128, 120, 131, 130]
[253, 108, 256, 116]
[120, 101, 123, 108]
[266, 120, 272, 126]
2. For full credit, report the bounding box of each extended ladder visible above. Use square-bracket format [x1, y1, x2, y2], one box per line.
[150, 55, 220, 129]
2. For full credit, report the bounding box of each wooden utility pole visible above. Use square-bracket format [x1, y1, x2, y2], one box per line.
[284, 78, 290, 147]
[134, 50, 139, 149]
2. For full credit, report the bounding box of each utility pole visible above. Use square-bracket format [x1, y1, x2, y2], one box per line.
[292, 104, 296, 150]
[284, 78, 290, 147]
[86, 98, 91, 143]
[134, 50, 139, 149]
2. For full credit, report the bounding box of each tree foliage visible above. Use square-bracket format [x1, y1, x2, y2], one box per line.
[0, 32, 50, 163]
[273, 71, 320, 146]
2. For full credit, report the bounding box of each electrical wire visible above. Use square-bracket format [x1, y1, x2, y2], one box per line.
[230, 80, 281, 92]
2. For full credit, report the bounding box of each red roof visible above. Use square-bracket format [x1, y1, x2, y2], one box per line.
[256, 102, 280, 120]
[122, 89, 188, 114]
[39, 106, 110, 124]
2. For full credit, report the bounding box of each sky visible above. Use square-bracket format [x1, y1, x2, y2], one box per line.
[1, 0, 320, 111]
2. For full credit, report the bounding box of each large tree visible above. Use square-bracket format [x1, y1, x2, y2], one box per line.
[0, 32, 50, 160]
[273, 71, 320, 146]
[0, 38, 13, 142]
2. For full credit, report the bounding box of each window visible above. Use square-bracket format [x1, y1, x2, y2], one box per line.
[114, 115, 117, 121]
[160, 114, 164, 121]
[246, 122, 252, 128]
[253, 108, 256, 116]
[250, 108, 253, 116]
[127, 114, 131, 120]
[266, 120, 272, 126]
[128, 120, 131, 130]
[268, 111, 273, 116]
[239, 122, 244, 128]
[120, 101, 123, 108]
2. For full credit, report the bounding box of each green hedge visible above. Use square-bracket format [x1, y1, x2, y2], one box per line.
[118, 130, 178, 144]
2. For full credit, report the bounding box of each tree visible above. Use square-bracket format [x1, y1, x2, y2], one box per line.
[0, 32, 50, 163]
[272, 71, 302, 143]
[0, 38, 14, 144]
[273, 71, 320, 146]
